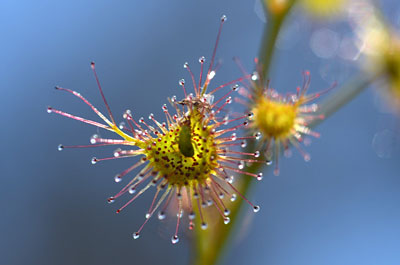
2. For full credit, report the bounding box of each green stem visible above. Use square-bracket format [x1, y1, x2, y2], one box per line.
[192, 2, 295, 265]
[258, 0, 295, 84]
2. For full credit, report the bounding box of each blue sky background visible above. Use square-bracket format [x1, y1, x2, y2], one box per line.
[1, 1, 400, 265]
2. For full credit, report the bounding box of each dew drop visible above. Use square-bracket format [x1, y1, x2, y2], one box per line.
[114, 148, 121, 157]
[208, 70, 216, 80]
[158, 211, 166, 220]
[224, 217, 230, 224]
[255, 132, 262, 140]
[179, 79, 185, 86]
[47, 106, 53, 113]
[257, 173, 263, 181]
[224, 209, 230, 216]
[219, 193, 225, 199]
[90, 134, 99, 144]
[248, 112, 254, 119]
[226, 96, 232, 104]
[114, 174, 122, 183]
[238, 161, 245, 170]
[253, 205, 260, 213]
[91, 157, 98, 164]
[57, 144, 64, 151]
[254, 151, 260, 158]
[266, 160, 272, 166]
[207, 200, 213, 206]
[228, 176, 234, 184]
[232, 84, 239, 91]
[145, 213, 151, 219]
[171, 235, 179, 244]
[133, 232, 140, 240]
[241, 140, 247, 148]
[221, 14, 227, 22]
[128, 186, 136, 194]
[107, 197, 115, 204]
[251, 72, 259, 81]
[231, 133, 237, 141]
[199, 56, 205, 63]
[201, 222, 208, 230]
[230, 194, 237, 202]
[118, 122, 125, 130]
[188, 211, 195, 220]
[148, 113, 154, 120]
[183, 62, 189, 68]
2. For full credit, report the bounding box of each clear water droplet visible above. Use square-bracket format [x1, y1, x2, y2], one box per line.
[158, 211, 166, 220]
[91, 157, 98, 164]
[241, 140, 247, 148]
[231, 133, 237, 141]
[248, 112, 254, 119]
[183, 62, 189, 68]
[114, 148, 121, 157]
[221, 14, 227, 22]
[266, 160, 272, 166]
[57, 144, 64, 151]
[257, 173, 263, 181]
[114, 174, 122, 183]
[128, 186, 136, 194]
[255, 132, 262, 140]
[201, 222, 208, 230]
[254, 151, 260, 158]
[253, 205, 260, 213]
[188, 211, 195, 220]
[148, 113, 154, 120]
[179, 79, 185, 86]
[199, 56, 205, 63]
[219, 193, 225, 199]
[224, 209, 230, 216]
[251, 72, 259, 81]
[133, 232, 140, 239]
[208, 70, 216, 80]
[145, 213, 151, 219]
[171, 235, 179, 244]
[224, 217, 230, 224]
[238, 161, 245, 170]
[107, 197, 115, 204]
[230, 194, 237, 202]
[118, 122, 126, 130]
[206, 200, 212, 206]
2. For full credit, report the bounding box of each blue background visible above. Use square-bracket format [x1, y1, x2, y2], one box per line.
[1, 1, 400, 265]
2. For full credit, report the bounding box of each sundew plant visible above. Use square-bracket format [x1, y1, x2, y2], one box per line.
[48, 1, 400, 265]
